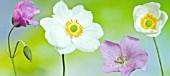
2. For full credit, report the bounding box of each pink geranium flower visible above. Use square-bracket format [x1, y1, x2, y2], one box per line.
[13, 0, 40, 27]
[100, 36, 148, 76]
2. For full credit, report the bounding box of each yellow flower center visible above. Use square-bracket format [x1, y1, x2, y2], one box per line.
[140, 13, 158, 30]
[65, 19, 83, 37]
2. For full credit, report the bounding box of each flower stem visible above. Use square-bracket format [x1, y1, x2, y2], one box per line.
[8, 26, 17, 76]
[62, 54, 65, 76]
[153, 37, 164, 76]
[8, 27, 15, 57]
[11, 58, 17, 76]
[13, 40, 26, 57]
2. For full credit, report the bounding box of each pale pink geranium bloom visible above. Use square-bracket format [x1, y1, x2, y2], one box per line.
[13, 0, 40, 27]
[100, 36, 148, 76]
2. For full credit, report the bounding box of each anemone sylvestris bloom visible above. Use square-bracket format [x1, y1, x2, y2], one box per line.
[13, 0, 40, 27]
[40, 1, 104, 54]
[133, 2, 168, 37]
[100, 36, 148, 76]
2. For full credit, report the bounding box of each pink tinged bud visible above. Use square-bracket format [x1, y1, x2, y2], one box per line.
[12, 0, 40, 27]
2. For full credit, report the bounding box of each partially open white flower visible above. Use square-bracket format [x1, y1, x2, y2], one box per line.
[40, 1, 104, 54]
[133, 2, 168, 37]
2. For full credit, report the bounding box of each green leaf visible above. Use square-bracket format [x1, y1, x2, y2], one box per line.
[23, 46, 32, 61]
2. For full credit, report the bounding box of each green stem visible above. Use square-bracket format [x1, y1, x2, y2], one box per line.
[153, 37, 164, 76]
[13, 40, 26, 57]
[62, 54, 65, 76]
[11, 58, 17, 76]
[8, 27, 15, 57]
[8, 27, 17, 76]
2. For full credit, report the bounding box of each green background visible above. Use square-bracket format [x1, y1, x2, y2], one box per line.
[0, 0, 170, 76]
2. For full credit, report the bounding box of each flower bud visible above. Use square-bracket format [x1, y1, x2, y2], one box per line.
[23, 46, 32, 61]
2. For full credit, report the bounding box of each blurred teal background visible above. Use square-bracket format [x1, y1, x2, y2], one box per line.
[0, 0, 170, 76]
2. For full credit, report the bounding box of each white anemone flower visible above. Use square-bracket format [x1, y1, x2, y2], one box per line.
[40, 1, 104, 54]
[133, 2, 168, 37]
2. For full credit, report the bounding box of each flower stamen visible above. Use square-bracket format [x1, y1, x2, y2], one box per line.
[115, 55, 127, 64]
[65, 19, 83, 37]
[140, 13, 158, 30]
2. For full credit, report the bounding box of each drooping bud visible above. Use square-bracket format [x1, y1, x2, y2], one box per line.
[23, 46, 32, 61]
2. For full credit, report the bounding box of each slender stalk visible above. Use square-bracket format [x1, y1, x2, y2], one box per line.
[11, 58, 17, 76]
[62, 54, 65, 76]
[153, 37, 164, 76]
[13, 40, 26, 57]
[8, 27, 17, 76]
[13, 41, 20, 58]
[8, 27, 15, 57]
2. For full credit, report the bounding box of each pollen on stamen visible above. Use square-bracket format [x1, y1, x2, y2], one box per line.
[140, 13, 158, 30]
[65, 19, 83, 37]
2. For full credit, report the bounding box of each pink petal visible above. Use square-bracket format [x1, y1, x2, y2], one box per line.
[27, 19, 39, 27]
[13, 9, 22, 25]
[119, 36, 148, 76]
[128, 49, 148, 69]
[13, 9, 27, 27]
[120, 36, 140, 57]
[100, 40, 122, 60]
[21, 0, 40, 19]
[103, 59, 121, 73]
[22, 6, 40, 19]
[120, 66, 134, 76]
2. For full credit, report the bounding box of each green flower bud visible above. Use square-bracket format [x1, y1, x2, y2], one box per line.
[23, 46, 32, 61]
